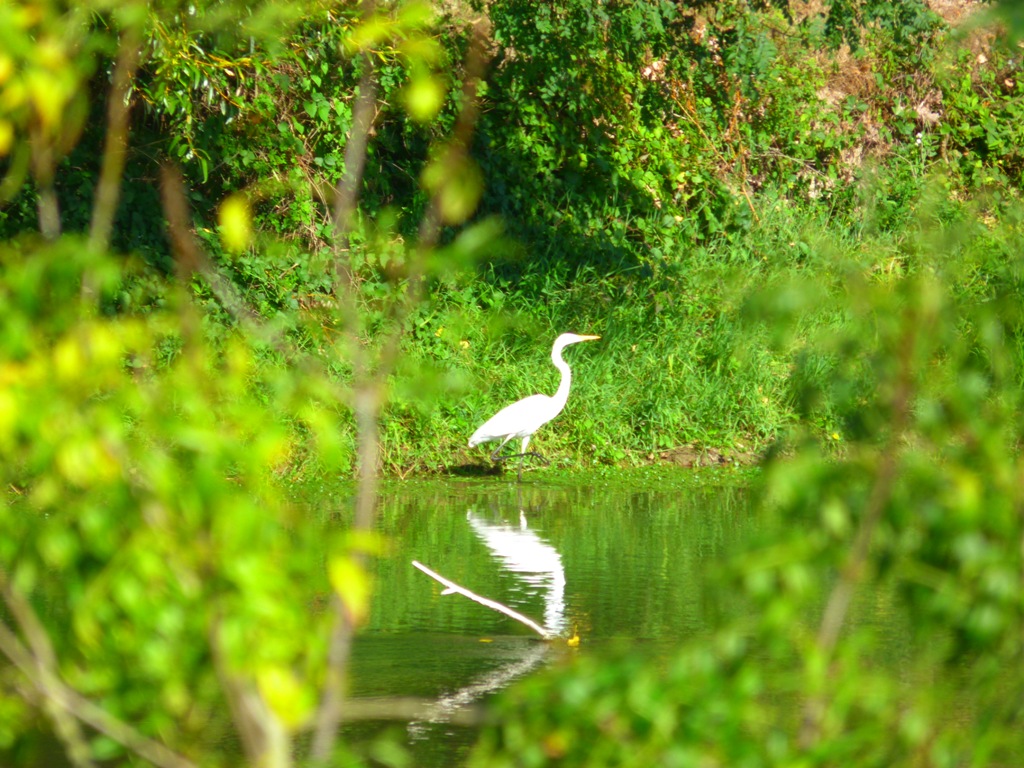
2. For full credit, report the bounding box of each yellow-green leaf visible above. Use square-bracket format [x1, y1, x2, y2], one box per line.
[421, 150, 483, 225]
[257, 665, 313, 730]
[397, 0, 434, 29]
[328, 556, 372, 626]
[345, 529, 389, 557]
[0, 119, 13, 156]
[0, 389, 15, 444]
[347, 16, 392, 52]
[401, 73, 444, 124]
[219, 193, 252, 253]
[26, 69, 66, 131]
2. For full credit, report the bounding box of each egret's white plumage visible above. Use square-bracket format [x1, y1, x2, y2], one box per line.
[469, 332, 600, 480]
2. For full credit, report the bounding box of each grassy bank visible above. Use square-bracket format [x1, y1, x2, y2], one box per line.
[365, 180, 1021, 478]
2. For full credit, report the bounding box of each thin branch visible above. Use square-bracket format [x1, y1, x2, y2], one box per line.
[412, 560, 553, 640]
[374, 16, 493, 383]
[89, 26, 142, 254]
[310, 2, 381, 760]
[29, 122, 62, 240]
[1, 575, 96, 768]
[209, 617, 290, 768]
[799, 318, 920, 748]
[312, 14, 493, 763]
[0, 575, 197, 768]
[674, 89, 758, 223]
[331, 64, 379, 369]
[159, 163, 266, 328]
[157, 162, 355, 401]
[331, 54, 378, 276]
[328, 1, 382, 531]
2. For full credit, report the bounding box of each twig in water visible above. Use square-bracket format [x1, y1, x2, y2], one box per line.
[412, 560, 554, 640]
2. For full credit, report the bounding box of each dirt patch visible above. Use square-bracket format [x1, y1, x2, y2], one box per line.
[653, 443, 760, 468]
[928, 0, 985, 25]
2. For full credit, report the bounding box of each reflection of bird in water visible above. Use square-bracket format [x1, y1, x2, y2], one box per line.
[468, 333, 600, 481]
[466, 509, 567, 636]
[407, 640, 548, 737]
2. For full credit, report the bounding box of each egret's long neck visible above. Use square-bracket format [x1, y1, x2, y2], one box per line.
[550, 345, 572, 413]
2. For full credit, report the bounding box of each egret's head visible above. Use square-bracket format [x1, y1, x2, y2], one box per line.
[554, 333, 601, 350]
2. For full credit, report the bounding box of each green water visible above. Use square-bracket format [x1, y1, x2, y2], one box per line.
[339, 472, 759, 763]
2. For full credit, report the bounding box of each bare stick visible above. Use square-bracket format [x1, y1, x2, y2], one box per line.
[412, 561, 553, 640]
[30, 122, 61, 240]
[89, 26, 142, 254]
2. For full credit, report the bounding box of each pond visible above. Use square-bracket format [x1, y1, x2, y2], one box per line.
[336, 470, 762, 765]
[21, 467, 925, 766]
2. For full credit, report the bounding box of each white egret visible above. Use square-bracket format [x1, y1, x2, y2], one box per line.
[468, 332, 600, 480]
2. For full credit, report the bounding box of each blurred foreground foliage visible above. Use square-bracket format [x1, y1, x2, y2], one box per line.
[1, 0, 1024, 766]
[0, 242, 351, 765]
[0, 0, 469, 765]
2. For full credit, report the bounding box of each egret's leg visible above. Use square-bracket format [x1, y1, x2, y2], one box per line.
[517, 436, 529, 482]
[496, 449, 548, 463]
[489, 435, 515, 463]
[491, 435, 549, 480]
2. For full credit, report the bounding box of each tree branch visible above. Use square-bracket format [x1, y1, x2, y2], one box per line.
[312, 13, 493, 763]
[0, 572, 197, 768]
[310, 2, 382, 760]
[799, 317, 920, 748]
[209, 616, 290, 768]
[89, 25, 142, 255]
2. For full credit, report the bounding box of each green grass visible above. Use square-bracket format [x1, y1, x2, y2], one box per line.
[352, 173, 1024, 480]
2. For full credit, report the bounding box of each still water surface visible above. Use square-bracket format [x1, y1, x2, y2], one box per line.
[340, 472, 759, 763]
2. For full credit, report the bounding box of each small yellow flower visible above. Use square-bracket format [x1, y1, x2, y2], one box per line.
[435, 326, 444, 337]
[831, 432, 840, 441]
[459, 340, 470, 349]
